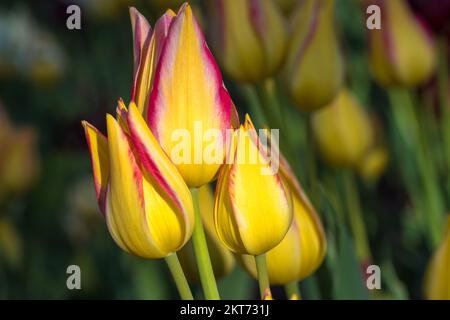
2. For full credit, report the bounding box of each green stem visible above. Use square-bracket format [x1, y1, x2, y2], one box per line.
[190, 188, 220, 300]
[342, 171, 372, 262]
[285, 281, 302, 300]
[388, 89, 444, 248]
[255, 254, 271, 299]
[165, 253, 194, 300]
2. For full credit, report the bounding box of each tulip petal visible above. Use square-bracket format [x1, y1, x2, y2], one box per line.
[126, 102, 194, 247]
[105, 114, 164, 258]
[81, 121, 109, 214]
[147, 3, 236, 187]
[215, 116, 292, 255]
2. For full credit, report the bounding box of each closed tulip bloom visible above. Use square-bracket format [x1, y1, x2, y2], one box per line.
[208, 0, 287, 82]
[147, 4, 239, 188]
[239, 152, 326, 285]
[424, 216, 450, 299]
[357, 146, 389, 181]
[283, 0, 344, 111]
[214, 115, 292, 256]
[367, 0, 436, 87]
[178, 185, 235, 282]
[312, 89, 374, 168]
[82, 102, 194, 258]
[0, 126, 39, 197]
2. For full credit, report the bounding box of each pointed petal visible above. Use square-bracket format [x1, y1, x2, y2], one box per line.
[147, 3, 237, 187]
[81, 121, 109, 214]
[126, 102, 194, 247]
[105, 114, 164, 258]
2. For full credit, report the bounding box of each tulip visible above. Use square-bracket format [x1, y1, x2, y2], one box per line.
[357, 146, 389, 181]
[207, 0, 287, 82]
[0, 217, 23, 268]
[214, 114, 292, 256]
[367, 0, 436, 87]
[312, 89, 375, 168]
[147, 4, 239, 187]
[424, 215, 450, 299]
[178, 185, 235, 282]
[239, 151, 326, 285]
[0, 126, 39, 197]
[283, 0, 344, 111]
[82, 101, 194, 258]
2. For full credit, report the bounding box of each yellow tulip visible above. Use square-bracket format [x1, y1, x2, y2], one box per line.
[0, 217, 23, 268]
[82, 101, 194, 258]
[0, 126, 40, 197]
[424, 216, 450, 299]
[178, 185, 235, 282]
[214, 114, 292, 256]
[357, 146, 389, 181]
[312, 89, 374, 168]
[146, 4, 239, 187]
[367, 0, 436, 87]
[283, 0, 344, 111]
[208, 0, 287, 82]
[239, 153, 326, 285]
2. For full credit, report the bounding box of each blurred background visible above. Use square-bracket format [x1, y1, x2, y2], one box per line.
[0, 0, 449, 299]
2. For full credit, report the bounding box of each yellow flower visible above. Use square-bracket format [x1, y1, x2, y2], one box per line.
[0, 107, 39, 198]
[82, 102, 194, 258]
[283, 0, 344, 111]
[239, 153, 326, 285]
[367, 0, 436, 87]
[214, 115, 292, 256]
[208, 0, 287, 82]
[424, 216, 450, 299]
[178, 185, 235, 282]
[0, 217, 23, 268]
[312, 89, 374, 168]
[146, 4, 239, 187]
[357, 146, 389, 181]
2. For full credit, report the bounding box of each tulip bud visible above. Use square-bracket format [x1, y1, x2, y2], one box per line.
[147, 4, 239, 187]
[312, 89, 374, 168]
[239, 154, 326, 285]
[367, 0, 436, 87]
[214, 115, 292, 256]
[357, 146, 389, 181]
[424, 215, 450, 299]
[178, 185, 235, 282]
[0, 217, 23, 268]
[208, 0, 288, 82]
[82, 102, 195, 258]
[283, 0, 344, 111]
[0, 127, 40, 197]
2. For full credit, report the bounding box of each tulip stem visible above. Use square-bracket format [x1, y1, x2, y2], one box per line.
[285, 282, 302, 300]
[255, 254, 271, 299]
[342, 171, 372, 263]
[190, 188, 220, 300]
[165, 253, 194, 300]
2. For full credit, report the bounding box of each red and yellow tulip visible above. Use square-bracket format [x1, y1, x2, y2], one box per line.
[208, 0, 287, 82]
[82, 102, 194, 258]
[239, 138, 327, 284]
[214, 115, 292, 256]
[367, 0, 436, 87]
[283, 0, 344, 111]
[144, 4, 239, 188]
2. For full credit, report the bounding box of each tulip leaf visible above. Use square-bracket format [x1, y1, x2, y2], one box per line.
[332, 226, 369, 300]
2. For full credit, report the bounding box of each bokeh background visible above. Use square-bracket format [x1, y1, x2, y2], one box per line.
[0, 0, 449, 299]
